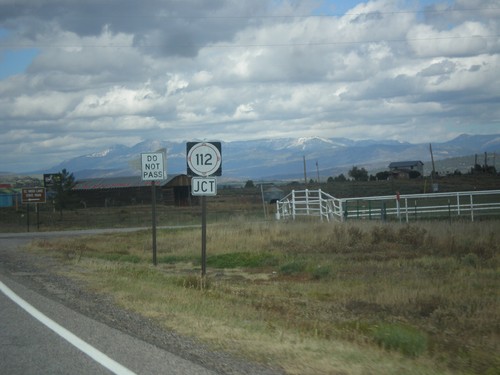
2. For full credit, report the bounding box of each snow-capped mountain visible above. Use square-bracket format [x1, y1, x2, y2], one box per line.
[44, 134, 500, 180]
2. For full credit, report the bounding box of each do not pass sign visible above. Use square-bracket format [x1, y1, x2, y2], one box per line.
[141, 152, 166, 181]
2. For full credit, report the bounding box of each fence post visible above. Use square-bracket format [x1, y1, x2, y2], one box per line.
[319, 189, 323, 221]
[276, 201, 280, 220]
[470, 194, 474, 222]
[292, 190, 296, 220]
[305, 189, 309, 215]
[457, 192, 461, 216]
[405, 198, 409, 223]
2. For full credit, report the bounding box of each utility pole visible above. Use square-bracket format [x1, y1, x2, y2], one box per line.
[429, 143, 436, 177]
[429, 143, 436, 190]
[316, 161, 320, 183]
[303, 155, 307, 185]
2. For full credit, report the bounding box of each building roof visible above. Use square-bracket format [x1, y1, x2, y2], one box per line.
[388, 161, 424, 169]
[74, 175, 185, 190]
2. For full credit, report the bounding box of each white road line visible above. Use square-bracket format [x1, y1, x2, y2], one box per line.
[0, 280, 137, 375]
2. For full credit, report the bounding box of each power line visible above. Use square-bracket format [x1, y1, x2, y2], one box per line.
[1, 34, 497, 50]
[2, 7, 499, 21]
[166, 7, 500, 19]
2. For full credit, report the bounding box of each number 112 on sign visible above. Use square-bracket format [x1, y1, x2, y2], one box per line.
[186, 142, 222, 177]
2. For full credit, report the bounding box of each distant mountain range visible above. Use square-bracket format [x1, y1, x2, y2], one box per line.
[39, 134, 499, 180]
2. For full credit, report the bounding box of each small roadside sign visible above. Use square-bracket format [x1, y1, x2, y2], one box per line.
[141, 152, 166, 181]
[192, 177, 217, 196]
[22, 187, 46, 204]
[43, 173, 61, 188]
[186, 142, 222, 177]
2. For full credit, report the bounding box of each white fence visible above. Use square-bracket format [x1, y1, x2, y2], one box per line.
[275, 189, 338, 222]
[276, 189, 500, 222]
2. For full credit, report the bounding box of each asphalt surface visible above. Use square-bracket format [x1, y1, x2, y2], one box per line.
[0, 230, 284, 375]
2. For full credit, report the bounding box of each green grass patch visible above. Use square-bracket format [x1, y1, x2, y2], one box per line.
[157, 255, 196, 264]
[311, 264, 333, 279]
[206, 252, 279, 268]
[90, 253, 142, 263]
[279, 260, 307, 275]
[372, 323, 428, 357]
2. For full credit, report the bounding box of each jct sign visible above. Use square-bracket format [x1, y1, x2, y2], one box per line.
[192, 177, 217, 196]
[141, 152, 166, 181]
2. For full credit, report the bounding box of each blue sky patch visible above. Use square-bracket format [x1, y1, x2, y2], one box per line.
[0, 29, 39, 79]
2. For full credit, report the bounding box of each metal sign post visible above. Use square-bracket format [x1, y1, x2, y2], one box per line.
[151, 181, 157, 265]
[21, 187, 46, 232]
[186, 142, 222, 278]
[201, 196, 207, 276]
[141, 152, 166, 266]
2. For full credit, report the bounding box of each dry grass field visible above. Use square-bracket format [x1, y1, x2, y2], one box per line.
[4, 174, 499, 373]
[28, 218, 499, 375]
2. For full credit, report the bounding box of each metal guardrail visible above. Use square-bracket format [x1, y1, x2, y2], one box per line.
[276, 189, 500, 222]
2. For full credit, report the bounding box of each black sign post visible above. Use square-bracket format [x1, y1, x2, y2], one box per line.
[21, 187, 46, 232]
[201, 196, 207, 276]
[186, 142, 222, 278]
[141, 152, 166, 266]
[151, 181, 157, 266]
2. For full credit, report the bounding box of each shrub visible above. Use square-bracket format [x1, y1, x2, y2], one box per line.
[371, 225, 397, 244]
[347, 226, 364, 246]
[311, 265, 332, 280]
[398, 225, 427, 247]
[175, 275, 211, 290]
[372, 323, 428, 357]
[207, 252, 279, 268]
[461, 253, 480, 268]
[95, 253, 141, 263]
[158, 255, 195, 264]
[280, 261, 307, 275]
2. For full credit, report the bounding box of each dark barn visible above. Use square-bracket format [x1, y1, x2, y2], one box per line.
[73, 175, 192, 207]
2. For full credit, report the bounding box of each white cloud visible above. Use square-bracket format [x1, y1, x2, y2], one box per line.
[10, 91, 76, 118]
[408, 22, 494, 57]
[0, 0, 499, 171]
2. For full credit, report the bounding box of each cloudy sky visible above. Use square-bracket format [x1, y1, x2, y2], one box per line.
[1, 0, 499, 172]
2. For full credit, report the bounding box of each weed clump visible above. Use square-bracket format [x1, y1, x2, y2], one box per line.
[279, 260, 307, 275]
[206, 252, 279, 268]
[397, 225, 427, 247]
[372, 323, 428, 357]
[311, 265, 332, 280]
[175, 275, 211, 290]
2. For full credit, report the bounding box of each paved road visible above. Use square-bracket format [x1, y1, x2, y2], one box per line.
[0, 231, 282, 375]
[0, 233, 216, 375]
[0, 277, 217, 375]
